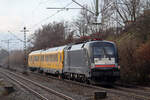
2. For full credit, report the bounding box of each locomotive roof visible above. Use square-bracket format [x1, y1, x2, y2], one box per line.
[86, 40, 115, 44]
[67, 40, 115, 51]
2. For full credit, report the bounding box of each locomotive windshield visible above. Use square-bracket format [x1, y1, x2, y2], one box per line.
[92, 42, 116, 58]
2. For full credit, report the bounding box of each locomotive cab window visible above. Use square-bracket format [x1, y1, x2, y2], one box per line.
[93, 43, 115, 58]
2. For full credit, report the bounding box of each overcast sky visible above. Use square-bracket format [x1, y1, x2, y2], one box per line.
[0, 0, 94, 50]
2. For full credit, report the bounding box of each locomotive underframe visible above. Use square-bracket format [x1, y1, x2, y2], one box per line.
[91, 67, 120, 82]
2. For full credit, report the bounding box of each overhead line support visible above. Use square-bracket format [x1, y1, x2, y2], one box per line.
[21, 27, 29, 74]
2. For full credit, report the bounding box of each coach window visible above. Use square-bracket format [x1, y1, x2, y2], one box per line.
[39, 56, 41, 61]
[50, 55, 52, 62]
[59, 54, 61, 62]
[54, 54, 56, 62]
[49, 55, 51, 62]
[35, 56, 37, 61]
[44, 55, 46, 61]
[53, 54, 55, 62]
[36, 56, 38, 61]
[59, 53, 62, 63]
[38, 56, 40, 61]
[40, 55, 42, 61]
[51, 55, 53, 62]
[56, 54, 58, 62]
[49, 55, 50, 62]
[31, 56, 32, 62]
[45, 55, 47, 61]
[34, 56, 36, 61]
[29, 56, 31, 62]
[32, 56, 34, 62]
[42, 55, 44, 61]
[30, 56, 32, 62]
[37, 56, 39, 61]
[46, 55, 49, 61]
[33, 56, 35, 62]
[43, 55, 44, 61]
[44, 55, 46, 62]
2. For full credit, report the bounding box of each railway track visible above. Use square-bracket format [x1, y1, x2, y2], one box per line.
[0, 69, 74, 100]
[30, 71, 150, 100]
[2, 67, 150, 100]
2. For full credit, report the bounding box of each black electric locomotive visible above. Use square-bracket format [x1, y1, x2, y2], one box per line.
[63, 40, 120, 83]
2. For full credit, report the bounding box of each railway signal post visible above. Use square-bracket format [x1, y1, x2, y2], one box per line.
[21, 27, 29, 74]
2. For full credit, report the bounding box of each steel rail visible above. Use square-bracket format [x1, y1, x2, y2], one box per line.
[1, 71, 49, 100]
[2, 68, 149, 100]
[31, 72, 150, 100]
[1, 69, 74, 100]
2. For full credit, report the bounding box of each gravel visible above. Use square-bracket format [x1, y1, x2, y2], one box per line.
[1, 67, 149, 100]
[0, 72, 40, 100]
[22, 72, 139, 100]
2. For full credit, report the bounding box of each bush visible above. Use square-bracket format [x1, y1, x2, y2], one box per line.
[118, 38, 139, 83]
[117, 35, 150, 84]
[135, 41, 150, 82]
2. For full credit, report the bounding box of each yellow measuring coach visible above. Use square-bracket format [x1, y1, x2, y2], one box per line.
[28, 46, 65, 74]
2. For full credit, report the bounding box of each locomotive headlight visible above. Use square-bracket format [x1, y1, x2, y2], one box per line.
[91, 63, 95, 68]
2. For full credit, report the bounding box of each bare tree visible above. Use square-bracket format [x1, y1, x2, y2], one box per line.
[31, 22, 66, 50]
[72, 5, 95, 37]
[106, 0, 150, 26]
[0, 49, 8, 64]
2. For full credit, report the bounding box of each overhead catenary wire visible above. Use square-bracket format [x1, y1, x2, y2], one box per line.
[8, 31, 24, 43]
[46, 7, 82, 10]
[72, 0, 95, 15]
[32, 9, 64, 29]
[32, 0, 51, 15]
[28, 1, 74, 45]
[31, 1, 74, 29]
